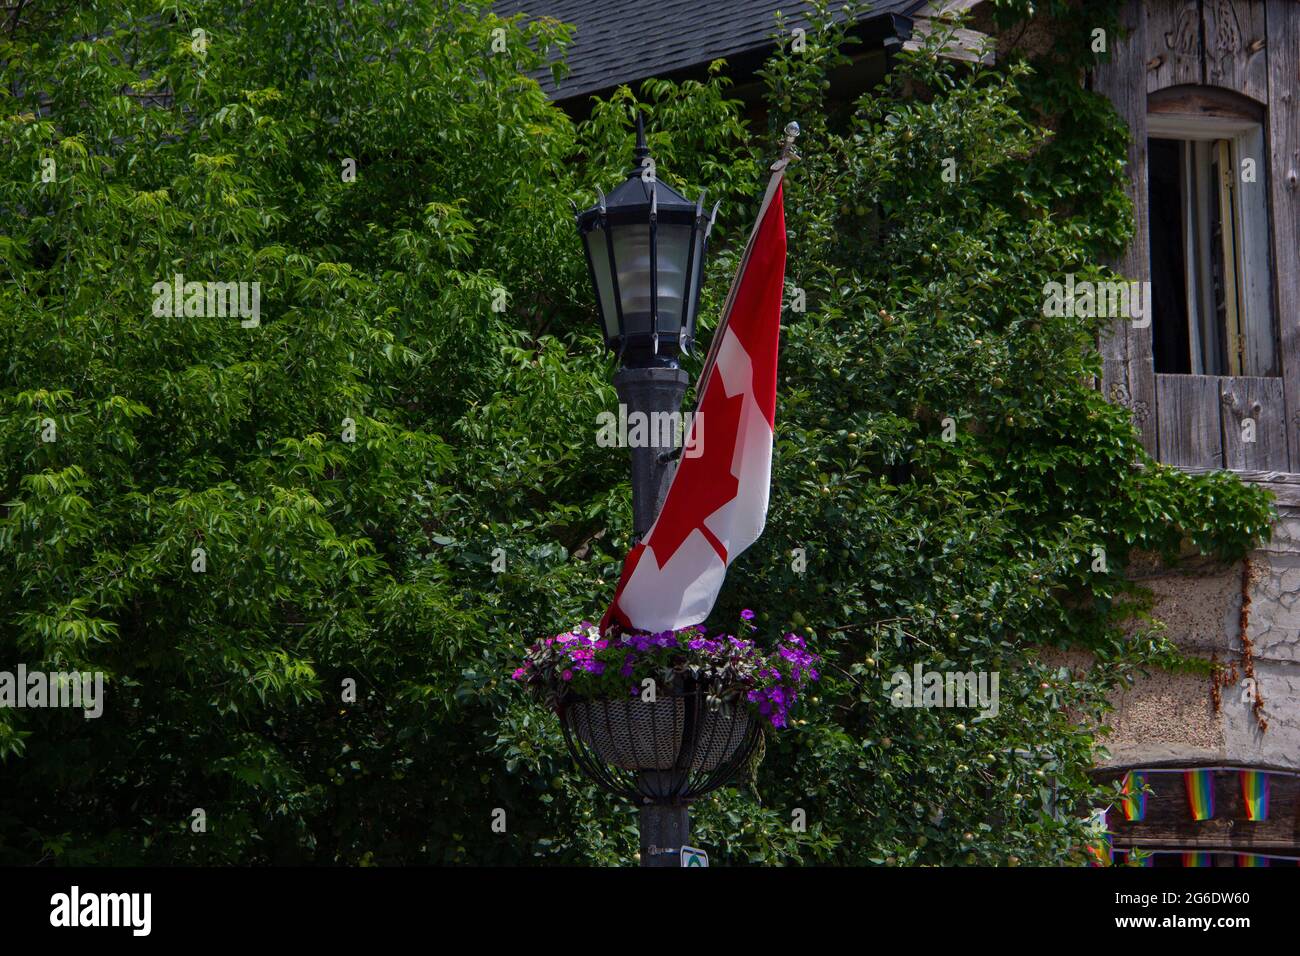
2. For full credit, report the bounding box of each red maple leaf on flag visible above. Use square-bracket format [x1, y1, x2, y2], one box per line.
[643, 387, 744, 566]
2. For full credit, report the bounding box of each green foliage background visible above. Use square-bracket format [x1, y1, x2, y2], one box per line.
[0, 0, 1272, 864]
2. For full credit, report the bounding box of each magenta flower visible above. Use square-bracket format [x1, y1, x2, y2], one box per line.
[514, 615, 820, 728]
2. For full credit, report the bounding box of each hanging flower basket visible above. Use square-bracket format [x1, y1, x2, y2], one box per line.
[565, 694, 753, 772]
[512, 611, 818, 800]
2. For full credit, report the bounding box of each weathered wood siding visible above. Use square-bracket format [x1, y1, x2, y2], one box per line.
[1146, 0, 1207, 90]
[1221, 375, 1287, 469]
[1095, 0, 1159, 454]
[1156, 373, 1223, 467]
[1266, 0, 1300, 469]
[1094, 0, 1299, 472]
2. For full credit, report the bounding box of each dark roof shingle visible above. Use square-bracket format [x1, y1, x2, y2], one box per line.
[496, 0, 926, 102]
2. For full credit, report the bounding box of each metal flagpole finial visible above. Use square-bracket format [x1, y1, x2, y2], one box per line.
[772, 120, 801, 171]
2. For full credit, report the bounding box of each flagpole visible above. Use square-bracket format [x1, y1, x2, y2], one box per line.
[623, 125, 798, 866]
[691, 121, 800, 415]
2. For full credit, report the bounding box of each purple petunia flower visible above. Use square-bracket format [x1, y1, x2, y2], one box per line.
[517, 615, 821, 728]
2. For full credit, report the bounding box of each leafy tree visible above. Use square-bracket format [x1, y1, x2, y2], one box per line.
[0, 0, 1270, 864]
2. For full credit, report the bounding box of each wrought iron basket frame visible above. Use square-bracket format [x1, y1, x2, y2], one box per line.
[558, 684, 763, 804]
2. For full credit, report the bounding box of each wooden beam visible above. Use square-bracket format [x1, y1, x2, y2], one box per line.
[1157, 373, 1224, 467]
[1205, 0, 1269, 101]
[1147, 0, 1205, 92]
[914, 0, 985, 16]
[902, 19, 995, 65]
[1094, 0, 1159, 455]
[1149, 83, 1266, 119]
[1221, 375, 1288, 469]
[1266, 1, 1300, 469]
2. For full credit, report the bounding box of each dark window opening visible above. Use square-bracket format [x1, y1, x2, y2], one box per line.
[1146, 124, 1275, 377]
[1150, 138, 1191, 373]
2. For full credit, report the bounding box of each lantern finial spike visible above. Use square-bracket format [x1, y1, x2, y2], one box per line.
[635, 110, 647, 156]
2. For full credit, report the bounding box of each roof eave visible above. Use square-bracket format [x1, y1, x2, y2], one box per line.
[546, 9, 917, 108]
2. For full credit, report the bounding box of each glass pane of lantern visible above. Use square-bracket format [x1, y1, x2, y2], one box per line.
[653, 224, 691, 337]
[610, 224, 653, 334]
[584, 225, 619, 342]
[610, 222, 693, 344]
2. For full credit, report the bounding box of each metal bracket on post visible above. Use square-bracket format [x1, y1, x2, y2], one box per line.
[639, 802, 691, 868]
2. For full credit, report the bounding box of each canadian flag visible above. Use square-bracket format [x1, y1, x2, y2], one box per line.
[602, 180, 787, 634]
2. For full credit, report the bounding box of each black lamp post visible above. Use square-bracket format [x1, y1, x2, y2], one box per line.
[569, 115, 762, 868]
[564, 117, 800, 867]
[576, 113, 717, 537]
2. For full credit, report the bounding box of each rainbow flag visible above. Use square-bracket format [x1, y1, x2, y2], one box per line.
[1240, 770, 1270, 822]
[1183, 852, 1212, 867]
[1121, 771, 1147, 821]
[1184, 769, 1215, 820]
[1237, 854, 1269, 867]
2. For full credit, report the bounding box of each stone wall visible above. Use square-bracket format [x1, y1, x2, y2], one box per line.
[1101, 512, 1300, 771]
